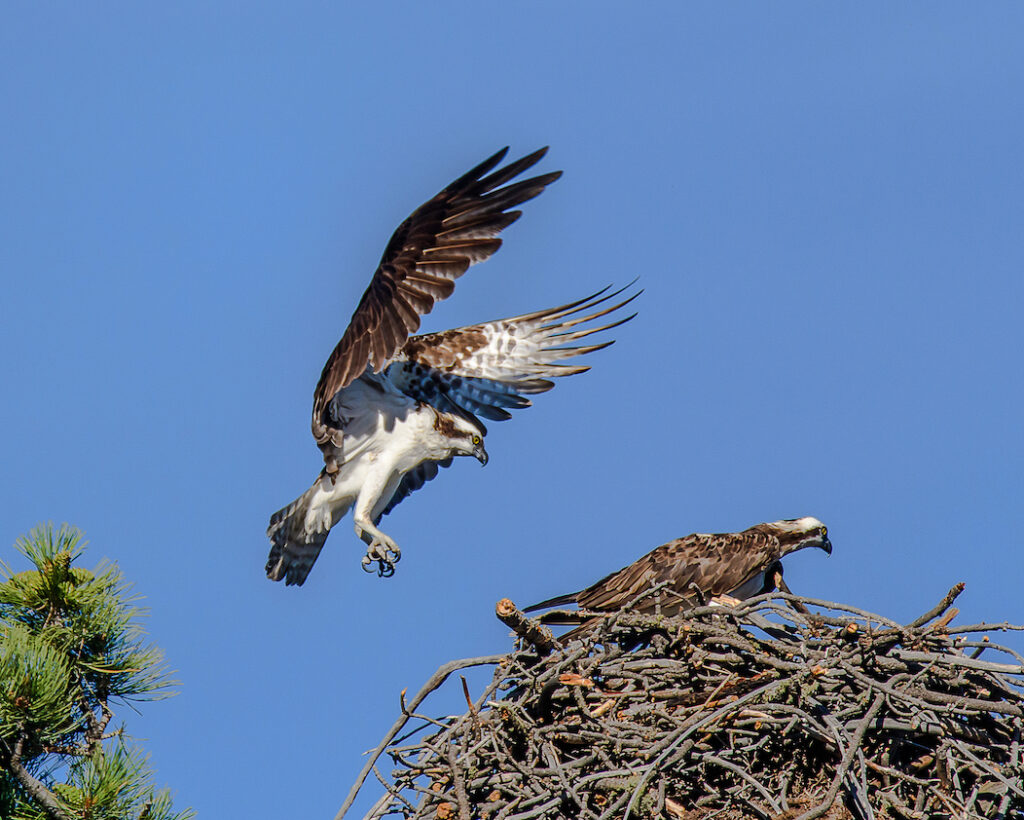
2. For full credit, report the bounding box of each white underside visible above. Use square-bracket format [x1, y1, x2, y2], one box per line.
[302, 375, 460, 541]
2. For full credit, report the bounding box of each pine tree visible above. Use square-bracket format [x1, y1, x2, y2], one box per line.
[0, 524, 192, 820]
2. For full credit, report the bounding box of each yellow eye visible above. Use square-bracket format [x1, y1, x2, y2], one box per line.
[472, 435, 481, 446]
[821, 526, 828, 537]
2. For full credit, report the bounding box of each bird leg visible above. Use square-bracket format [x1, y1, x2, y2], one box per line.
[352, 471, 403, 577]
[355, 522, 402, 577]
[771, 567, 812, 616]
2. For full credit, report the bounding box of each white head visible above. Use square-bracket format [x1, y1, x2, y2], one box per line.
[434, 413, 488, 465]
[767, 517, 832, 556]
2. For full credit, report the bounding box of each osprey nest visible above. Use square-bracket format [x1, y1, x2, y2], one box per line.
[339, 585, 1024, 820]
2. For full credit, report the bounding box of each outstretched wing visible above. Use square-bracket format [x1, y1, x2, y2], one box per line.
[312, 147, 561, 447]
[386, 285, 639, 424]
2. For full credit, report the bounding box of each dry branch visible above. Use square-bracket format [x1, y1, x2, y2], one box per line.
[496, 598, 557, 656]
[339, 586, 1024, 820]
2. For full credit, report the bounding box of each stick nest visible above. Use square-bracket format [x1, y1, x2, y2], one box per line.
[345, 585, 1024, 820]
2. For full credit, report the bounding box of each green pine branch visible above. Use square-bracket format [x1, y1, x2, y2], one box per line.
[0, 524, 192, 820]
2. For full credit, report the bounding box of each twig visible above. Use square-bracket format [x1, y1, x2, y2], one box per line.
[344, 588, 1024, 820]
[333, 654, 505, 820]
[795, 693, 885, 820]
[704, 754, 781, 814]
[447, 740, 471, 820]
[496, 599, 556, 655]
[0, 731, 74, 820]
[907, 583, 965, 628]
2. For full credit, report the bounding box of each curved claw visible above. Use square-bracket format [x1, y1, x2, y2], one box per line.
[362, 540, 402, 578]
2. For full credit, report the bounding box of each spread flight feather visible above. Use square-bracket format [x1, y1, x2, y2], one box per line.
[266, 147, 638, 585]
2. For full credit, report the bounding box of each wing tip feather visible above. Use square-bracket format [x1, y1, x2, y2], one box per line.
[523, 590, 579, 613]
[313, 146, 559, 413]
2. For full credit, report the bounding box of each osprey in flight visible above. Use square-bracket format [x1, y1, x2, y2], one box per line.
[526, 517, 832, 617]
[266, 147, 636, 585]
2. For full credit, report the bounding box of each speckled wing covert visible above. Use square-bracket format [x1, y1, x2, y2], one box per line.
[312, 147, 561, 451]
[387, 285, 638, 429]
[364, 286, 638, 523]
[575, 530, 781, 613]
[526, 519, 832, 617]
[527, 529, 781, 616]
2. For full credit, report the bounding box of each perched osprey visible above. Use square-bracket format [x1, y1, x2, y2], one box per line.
[525, 517, 832, 617]
[266, 147, 637, 585]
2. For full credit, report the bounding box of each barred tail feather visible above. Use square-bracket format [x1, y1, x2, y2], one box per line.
[266, 482, 332, 586]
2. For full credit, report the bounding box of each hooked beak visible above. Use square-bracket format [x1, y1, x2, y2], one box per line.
[821, 536, 833, 555]
[474, 441, 489, 467]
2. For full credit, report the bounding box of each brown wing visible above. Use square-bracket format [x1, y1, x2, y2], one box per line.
[527, 526, 783, 616]
[311, 147, 561, 446]
[387, 285, 639, 423]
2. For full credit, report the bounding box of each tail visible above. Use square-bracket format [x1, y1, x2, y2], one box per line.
[266, 481, 331, 586]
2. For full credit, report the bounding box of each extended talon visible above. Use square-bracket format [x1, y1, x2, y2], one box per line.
[361, 539, 402, 578]
[360, 553, 396, 577]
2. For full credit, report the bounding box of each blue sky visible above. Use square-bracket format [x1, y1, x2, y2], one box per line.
[2, 4, 1023, 817]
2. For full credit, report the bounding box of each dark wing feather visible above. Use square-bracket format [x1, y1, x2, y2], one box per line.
[522, 589, 581, 613]
[526, 527, 782, 616]
[375, 458, 453, 523]
[312, 147, 560, 447]
[388, 285, 638, 424]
